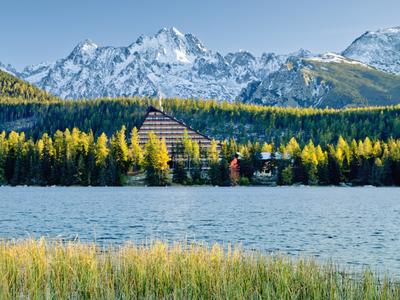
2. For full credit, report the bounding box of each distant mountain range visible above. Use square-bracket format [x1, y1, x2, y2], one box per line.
[1, 26, 400, 108]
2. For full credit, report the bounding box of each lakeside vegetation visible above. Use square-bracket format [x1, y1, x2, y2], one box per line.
[0, 239, 398, 299]
[1, 97, 400, 145]
[1, 127, 399, 186]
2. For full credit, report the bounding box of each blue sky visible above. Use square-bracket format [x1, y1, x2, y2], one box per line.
[2, 0, 400, 69]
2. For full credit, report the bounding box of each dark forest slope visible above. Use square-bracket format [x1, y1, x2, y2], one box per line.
[1, 97, 400, 146]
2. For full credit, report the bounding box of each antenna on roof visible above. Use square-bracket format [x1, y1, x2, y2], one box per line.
[157, 91, 164, 112]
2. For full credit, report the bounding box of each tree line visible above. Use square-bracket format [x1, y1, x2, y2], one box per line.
[1, 97, 400, 146]
[275, 137, 400, 186]
[1, 127, 399, 186]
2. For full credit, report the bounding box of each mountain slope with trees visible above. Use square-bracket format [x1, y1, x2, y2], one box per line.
[0, 69, 58, 102]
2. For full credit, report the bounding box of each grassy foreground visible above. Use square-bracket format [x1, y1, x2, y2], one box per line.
[0, 239, 398, 299]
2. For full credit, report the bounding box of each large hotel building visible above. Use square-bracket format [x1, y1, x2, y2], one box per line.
[137, 106, 214, 154]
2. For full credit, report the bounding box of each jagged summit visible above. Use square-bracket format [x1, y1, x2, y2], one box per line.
[128, 26, 207, 64]
[17, 27, 300, 100]
[73, 39, 98, 51]
[67, 39, 98, 63]
[342, 26, 400, 74]
[156, 26, 184, 37]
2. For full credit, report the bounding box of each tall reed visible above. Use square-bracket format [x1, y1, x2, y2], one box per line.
[0, 239, 398, 299]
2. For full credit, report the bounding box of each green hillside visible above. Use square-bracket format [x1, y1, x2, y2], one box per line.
[0, 69, 58, 102]
[306, 60, 400, 107]
[241, 58, 400, 108]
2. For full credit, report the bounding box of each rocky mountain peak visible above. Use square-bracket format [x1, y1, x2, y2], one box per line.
[342, 26, 400, 74]
[70, 39, 98, 54]
[128, 27, 207, 64]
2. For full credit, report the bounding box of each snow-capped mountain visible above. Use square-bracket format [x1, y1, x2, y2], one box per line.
[0, 62, 18, 76]
[238, 52, 400, 108]
[3, 25, 400, 107]
[342, 27, 400, 74]
[239, 25, 400, 108]
[238, 55, 332, 107]
[18, 27, 309, 100]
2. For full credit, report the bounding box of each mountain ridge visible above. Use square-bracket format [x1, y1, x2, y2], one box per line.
[5, 27, 313, 101]
[1, 26, 400, 108]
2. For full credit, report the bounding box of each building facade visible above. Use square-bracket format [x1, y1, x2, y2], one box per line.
[137, 106, 213, 154]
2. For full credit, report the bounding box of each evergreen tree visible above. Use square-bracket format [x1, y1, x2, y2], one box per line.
[371, 158, 384, 186]
[129, 127, 143, 172]
[327, 145, 341, 185]
[110, 126, 129, 183]
[217, 158, 231, 186]
[95, 133, 109, 166]
[281, 166, 294, 185]
[190, 141, 202, 184]
[239, 145, 253, 180]
[207, 140, 220, 185]
[0, 132, 7, 184]
[172, 160, 187, 184]
[301, 141, 318, 185]
[156, 138, 170, 186]
[40, 133, 54, 185]
[143, 132, 170, 186]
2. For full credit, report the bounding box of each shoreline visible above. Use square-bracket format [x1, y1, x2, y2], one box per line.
[0, 239, 398, 299]
[0, 184, 398, 188]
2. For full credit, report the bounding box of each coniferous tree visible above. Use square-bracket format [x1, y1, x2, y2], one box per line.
[129, 127, 143, 172]
[172, 160, 187, 184]
[5, 131, 19, 182]
[190, 141, 202, 184]
[0, 132, 6, 184]
[281, 166, 294, 185]
[156, 138, 170, 186]
[239, 145, 253, 180]
[217, 158, 231, 186]
[327, 145, 341, 185]
[316, 145, 329, 185]
[40, 133, 54, 185]
[110, 126, 129, 183]
[207, 140, 220, 185]
[143, 132, 170, 186]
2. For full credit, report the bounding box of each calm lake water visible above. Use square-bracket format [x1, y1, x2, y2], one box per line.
[0, 186, 399, 273]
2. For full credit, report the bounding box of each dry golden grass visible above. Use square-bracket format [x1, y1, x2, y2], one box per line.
[0, 238, 398, 299]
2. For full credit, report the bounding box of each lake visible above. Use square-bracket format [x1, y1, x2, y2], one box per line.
[0, 186, 399, 274]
